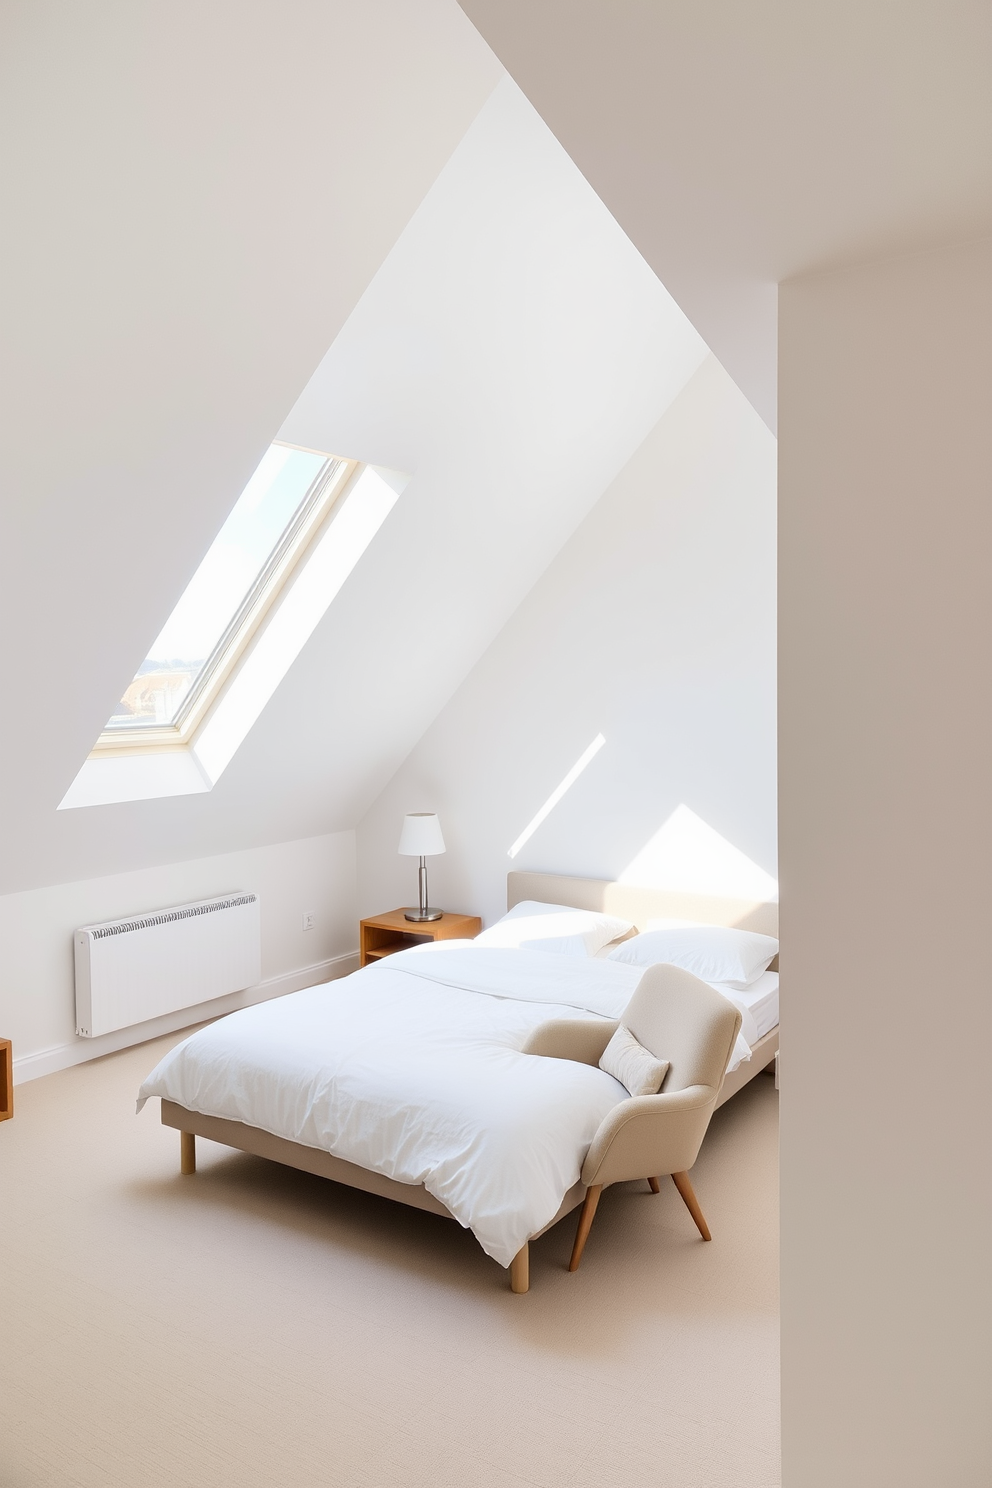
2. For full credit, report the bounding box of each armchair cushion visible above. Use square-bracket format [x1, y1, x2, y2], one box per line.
[599, 1025, 669, 1097]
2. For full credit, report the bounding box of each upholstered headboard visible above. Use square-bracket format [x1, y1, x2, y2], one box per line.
[506, 871, 778, 940]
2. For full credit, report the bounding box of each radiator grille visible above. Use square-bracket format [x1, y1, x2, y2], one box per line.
[90, 893, 257, 940]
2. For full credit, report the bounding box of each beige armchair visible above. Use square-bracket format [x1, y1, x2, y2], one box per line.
[523, 963, 742, 1273]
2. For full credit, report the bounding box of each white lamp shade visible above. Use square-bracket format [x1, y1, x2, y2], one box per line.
[398, 813, 446, 857]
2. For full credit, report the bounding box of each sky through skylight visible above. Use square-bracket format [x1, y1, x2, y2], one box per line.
[105, 445, 330, 729]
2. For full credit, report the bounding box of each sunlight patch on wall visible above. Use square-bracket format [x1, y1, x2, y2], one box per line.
[618, 804, 778, 901]
[507, 733, 605, 859]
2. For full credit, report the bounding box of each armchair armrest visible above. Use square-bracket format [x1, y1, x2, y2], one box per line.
[581, 1083, 718, 1188]
[522, 1018, 619, 1067]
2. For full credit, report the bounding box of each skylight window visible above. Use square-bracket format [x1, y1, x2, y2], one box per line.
[62, 450, 406, 808]
[98, 443, 355, 747]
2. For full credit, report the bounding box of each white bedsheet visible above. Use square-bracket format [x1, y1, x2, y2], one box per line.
[712, 971, 779, 1048]
[732, 970, 779, 1041]
[138, 946, 645, 1268]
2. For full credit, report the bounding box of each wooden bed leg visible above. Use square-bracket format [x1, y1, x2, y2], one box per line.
[647, 1176, 661, 1194]
[510, 1244, 529, 1294]
[568, 1184, 602, 1272]
[672, 1170, 710, 1240]
[180, 1130, 196, 1176]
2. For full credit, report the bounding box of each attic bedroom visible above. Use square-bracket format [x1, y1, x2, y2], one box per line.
[1, 5, 989, 1488]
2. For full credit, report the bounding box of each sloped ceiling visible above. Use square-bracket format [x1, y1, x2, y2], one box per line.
[0, 0, 500, 892]
[0, 23, 706, 891]
[458, 1, 992, 432]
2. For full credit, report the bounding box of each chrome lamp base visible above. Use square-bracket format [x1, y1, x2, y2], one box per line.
[405, 857, 442, 922]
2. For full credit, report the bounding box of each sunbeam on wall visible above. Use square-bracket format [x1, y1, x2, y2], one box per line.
[619, 804, 778, 901]
[507, 733, 605, 859]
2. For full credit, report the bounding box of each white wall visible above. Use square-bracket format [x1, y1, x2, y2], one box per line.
[779, 237, 992, 1487]
[2, 832, 358, 1083]
[357, 354, 776, 923]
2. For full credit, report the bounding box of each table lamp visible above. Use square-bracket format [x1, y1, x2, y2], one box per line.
[398, 813, 446, 922]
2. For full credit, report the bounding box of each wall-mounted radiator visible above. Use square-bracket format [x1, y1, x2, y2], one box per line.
[74, 893, 261, 1038]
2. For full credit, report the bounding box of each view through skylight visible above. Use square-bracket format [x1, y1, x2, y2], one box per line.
[105, 444, 341, 731]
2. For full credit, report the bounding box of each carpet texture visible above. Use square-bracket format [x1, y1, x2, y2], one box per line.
[0, 1031, 780, 1487]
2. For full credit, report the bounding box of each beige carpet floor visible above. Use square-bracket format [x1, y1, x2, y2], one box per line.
[0, 1032, 780, 1488]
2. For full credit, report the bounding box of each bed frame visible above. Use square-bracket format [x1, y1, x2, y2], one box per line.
[162, 871, 778, 1294]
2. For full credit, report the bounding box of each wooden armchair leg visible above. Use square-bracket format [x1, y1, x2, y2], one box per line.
[647, 1176, 661, 1194]
[510, 1244, 530, 1294]
[671, 1170, 710, 1240]
[568, 1185, 603, 1272]
[180, 1130, 196, 1176]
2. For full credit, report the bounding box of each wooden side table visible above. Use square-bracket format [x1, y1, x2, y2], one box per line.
[360, 909, 482, 968]
[0, 1038, 12, 1121]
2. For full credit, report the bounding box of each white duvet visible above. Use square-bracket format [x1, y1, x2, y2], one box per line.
[138, 945, 647, 1267]
[137, 943, 755, 1268]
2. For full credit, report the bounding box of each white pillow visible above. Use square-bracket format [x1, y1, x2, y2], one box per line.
[599, 1025, 669, 1097]
[607, 923, 778, 989]
[473, 900, 633, 957]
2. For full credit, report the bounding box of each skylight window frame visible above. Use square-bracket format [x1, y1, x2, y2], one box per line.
[91, 445, 359, 757]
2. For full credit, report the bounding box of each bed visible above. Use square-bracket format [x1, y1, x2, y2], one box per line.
[517, 872, 780, 1106]
[139, 871, 778, 1293]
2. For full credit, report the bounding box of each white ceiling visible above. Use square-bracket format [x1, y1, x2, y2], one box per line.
[458, 1, 992, 431]
[0, 31, 706, 890]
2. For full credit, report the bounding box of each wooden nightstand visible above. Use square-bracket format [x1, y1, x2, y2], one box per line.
[360, 909, 482, 968]
[0, 1038, 12, 1121]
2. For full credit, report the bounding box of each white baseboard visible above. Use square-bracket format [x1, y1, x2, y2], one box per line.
[11, 950, 360, 1085]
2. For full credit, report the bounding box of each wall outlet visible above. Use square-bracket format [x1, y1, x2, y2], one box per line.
[302, 911, 316, 932]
